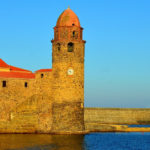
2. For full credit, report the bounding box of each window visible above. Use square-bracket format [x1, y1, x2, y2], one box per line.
[68, 42, 74, 52]
[72, 23, 75, 26]
[41, 74, 44, 78]
[25, 82, 28, 88]
[57, 43, 61, 51]
[72, 31, 78, 39]
[73, 31, 75, 37]
[2, 81, 6, 87]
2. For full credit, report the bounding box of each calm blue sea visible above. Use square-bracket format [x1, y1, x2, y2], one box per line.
[0, 132, 150, 150]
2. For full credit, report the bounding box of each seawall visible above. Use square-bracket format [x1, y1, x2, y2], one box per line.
[84, 108, 150, 132]
[84, 108, 150, 125]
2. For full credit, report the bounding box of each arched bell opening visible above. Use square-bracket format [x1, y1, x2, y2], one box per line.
[68, 42, 74, 52]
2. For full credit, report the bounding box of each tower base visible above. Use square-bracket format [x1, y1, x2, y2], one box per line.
[51, 102, 85, 133]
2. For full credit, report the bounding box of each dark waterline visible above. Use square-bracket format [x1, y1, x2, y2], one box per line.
[0, 132, 150, 150]
[128, 124, 150, 127]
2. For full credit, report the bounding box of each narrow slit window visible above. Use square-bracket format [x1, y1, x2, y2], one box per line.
[2, 81, 6, 87]
[73, 31, 75, 37]
[57, 43, 61, 51]
[41, 74, 44, 78]
[25, 82, 28, 88]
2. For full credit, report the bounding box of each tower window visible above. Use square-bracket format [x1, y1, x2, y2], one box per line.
[73, 31, 75, 37]
[2, 81, 6, 87]
[72, 23, 75, 26]
[68, 42, 74, 52]
[57, 43, 61, 51]
[41, 74, 44, 78]
[72, 31, 78, 39]
[25, 82, 28, 88]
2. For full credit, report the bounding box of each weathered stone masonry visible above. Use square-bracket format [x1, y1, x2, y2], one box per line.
[0, 8, 85, 133]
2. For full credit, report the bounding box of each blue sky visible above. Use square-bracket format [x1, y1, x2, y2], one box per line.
[0, 0, 150, 108]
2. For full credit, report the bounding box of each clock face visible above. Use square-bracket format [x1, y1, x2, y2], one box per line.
[67, 68, 74, 76]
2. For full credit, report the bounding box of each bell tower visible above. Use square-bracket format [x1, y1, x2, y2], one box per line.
[51, 8, 85, 133]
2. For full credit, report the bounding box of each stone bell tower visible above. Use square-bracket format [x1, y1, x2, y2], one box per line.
[51, 8, 86, 133]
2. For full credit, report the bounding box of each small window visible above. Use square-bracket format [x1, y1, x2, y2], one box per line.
[57, 43, 61, 51]
[73, 31, 75, 37]
[41, 74, 44, 78]
[72, 23, 75, 26]
[68, 42, 74, 52]
[25, 82, 28, 88]
[2, 81, 6, 87]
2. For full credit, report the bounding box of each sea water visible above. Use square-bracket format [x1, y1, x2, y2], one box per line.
[0, 132, 150, 150]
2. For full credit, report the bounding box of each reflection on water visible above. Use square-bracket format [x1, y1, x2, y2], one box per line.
[0, 132, 150, 150]
[0, 134, 84, 150]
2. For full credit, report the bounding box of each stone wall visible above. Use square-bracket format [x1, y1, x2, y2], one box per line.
[34, 72, 53, 132]
[51, 102, 84, 133]
[35, 71, 52, 96]
[0, 71, 53, 133]
[0, 78, 35, 121]
[84, 108, 150, 125]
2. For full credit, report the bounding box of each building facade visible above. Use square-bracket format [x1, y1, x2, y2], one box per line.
[0, 8, 85, 133]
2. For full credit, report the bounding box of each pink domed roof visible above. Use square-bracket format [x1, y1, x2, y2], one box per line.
[56, 8, 80, 27]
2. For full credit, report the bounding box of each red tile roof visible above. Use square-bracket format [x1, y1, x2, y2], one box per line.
[0, 58, 35, 79]
[10, 65, 32, 73]
[35, 69, 52, 73]
[0, 72, 35, 79]
[0, 59, 10, 68]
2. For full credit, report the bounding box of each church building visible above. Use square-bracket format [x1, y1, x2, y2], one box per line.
[0, 8, 85, 133]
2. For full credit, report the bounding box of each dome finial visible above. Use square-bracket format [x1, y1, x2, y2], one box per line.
[68, 6, 70, 9]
